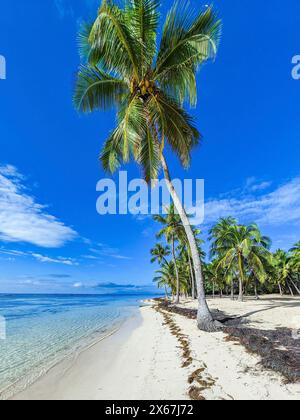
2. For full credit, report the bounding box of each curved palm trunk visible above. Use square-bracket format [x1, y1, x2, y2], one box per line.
[172, 235, 180, 304]
[286, 279, 294, 296]
[289, 277, 300, 295]
[161, 155, 217, 332]
[278, 282, 283, 296]
[188, 251, 196, 300]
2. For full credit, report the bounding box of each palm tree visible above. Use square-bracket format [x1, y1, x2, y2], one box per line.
[74, 0, 222, 331]
[154, 204, 184, 304]
[212, 224, 270, 301]
[272, 250, 296, 295]
[150, 243, 170, 265]
[153, 260, 177, 298]
[209, 217, 238, 245]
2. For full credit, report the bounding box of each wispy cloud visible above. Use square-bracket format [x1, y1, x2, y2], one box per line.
[87, 243, 132, 260]
[73, 282, 83, 288]
[203, 177, 300, 227]
[0, 248, 78, 266]
[0, 164, 77, 247]
[245, 177, 272, 192]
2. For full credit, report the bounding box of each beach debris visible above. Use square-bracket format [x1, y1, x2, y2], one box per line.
[224, 327, 300, 383]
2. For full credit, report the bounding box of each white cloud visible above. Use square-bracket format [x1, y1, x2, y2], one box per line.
[203, 177, 300, 227]
[246, 178, 272, 192]
[31, 253, 77, 266]
[0, 248, 78, 266]
[88, 243, 132, 260]
[73, 282, 83, 288]
[0, 165, 77, 247]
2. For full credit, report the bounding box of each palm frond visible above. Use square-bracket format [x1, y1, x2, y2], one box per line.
[100, 95, 147, 171]
[74, 65, 127, 112]
[125, 0, 160, 76]
[154, 2, 222, 105]
[137, 126, 161, 183]
[88, 0, 139, 79]
[148, 92, 200, 167]
[78, 21, 94, 62]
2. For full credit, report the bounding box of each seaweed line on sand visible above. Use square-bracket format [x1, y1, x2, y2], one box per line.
[154, 302, 217, 400]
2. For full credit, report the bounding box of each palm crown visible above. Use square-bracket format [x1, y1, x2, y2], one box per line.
[74, 0, 222, 182]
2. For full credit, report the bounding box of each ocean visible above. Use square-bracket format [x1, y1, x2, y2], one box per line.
[0, 293, 154, 399]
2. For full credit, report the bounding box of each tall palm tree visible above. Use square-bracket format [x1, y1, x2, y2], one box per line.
[154, 204, 184, 303]
[213, 224, 270, 301]
[150, 243, 170, 265]
[74, 0, 222, 331]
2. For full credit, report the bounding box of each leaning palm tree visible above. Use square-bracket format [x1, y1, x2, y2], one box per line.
[74, 0, 222, 331]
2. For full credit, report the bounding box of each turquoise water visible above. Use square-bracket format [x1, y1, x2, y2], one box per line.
[0, 293, 153, 399]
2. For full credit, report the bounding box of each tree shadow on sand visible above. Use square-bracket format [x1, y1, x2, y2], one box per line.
[156, 299, 300, 383]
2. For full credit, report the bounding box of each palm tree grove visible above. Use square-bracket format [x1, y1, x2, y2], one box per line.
[152, 214, 300, 303]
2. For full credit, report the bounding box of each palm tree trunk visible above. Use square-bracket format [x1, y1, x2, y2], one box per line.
[238, 253, 244, 302]
[164, 285, 169, 302]
[289, 277, 300, 295]
[188, 252, 195, 300]
[286, 280, 294, 296]
[212, 281, 215, 299]
[231, 281, 234, 300]
[161, 155, 217, 332]
[172, 235, 180, 304]
[254, 281, 259, 300]
[278, 282, 283, 296]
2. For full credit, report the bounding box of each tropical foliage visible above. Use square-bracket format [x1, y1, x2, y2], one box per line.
[152, 215, 300, 301]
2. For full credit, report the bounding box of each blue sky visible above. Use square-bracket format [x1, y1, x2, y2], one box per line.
[0, 0, 300, 294]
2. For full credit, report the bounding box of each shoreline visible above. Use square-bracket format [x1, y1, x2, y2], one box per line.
[13, 302, 188, 400]
[11, 309, 143, 400]
[1, 305, 141, 401]
[11, 296, 300, 400]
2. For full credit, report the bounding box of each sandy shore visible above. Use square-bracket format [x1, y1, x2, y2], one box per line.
[13, 296, 300, 400]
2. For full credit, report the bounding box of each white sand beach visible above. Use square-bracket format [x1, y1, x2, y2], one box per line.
[13, 296, 300, 401]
